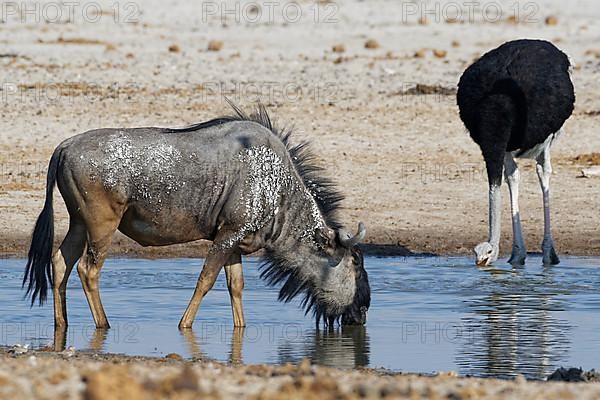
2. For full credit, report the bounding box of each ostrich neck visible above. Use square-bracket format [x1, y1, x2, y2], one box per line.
[488, 183, 502, 245]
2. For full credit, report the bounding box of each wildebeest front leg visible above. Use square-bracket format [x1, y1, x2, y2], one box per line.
[179, 246, 234, 329]
[225, 252, 245, 327]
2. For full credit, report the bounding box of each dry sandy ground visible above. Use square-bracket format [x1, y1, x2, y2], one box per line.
[0, 0, 599, 258]
[1, 349, 600, 400]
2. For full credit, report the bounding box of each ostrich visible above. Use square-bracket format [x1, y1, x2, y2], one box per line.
[457, 39, 575, 266]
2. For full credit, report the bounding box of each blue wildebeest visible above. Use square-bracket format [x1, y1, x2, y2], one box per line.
[24, 104, 370, 332]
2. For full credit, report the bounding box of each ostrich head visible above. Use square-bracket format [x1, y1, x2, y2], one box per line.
[474, 242, 499, 266]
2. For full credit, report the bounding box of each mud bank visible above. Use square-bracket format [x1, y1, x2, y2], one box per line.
[2, 349, 600, 399]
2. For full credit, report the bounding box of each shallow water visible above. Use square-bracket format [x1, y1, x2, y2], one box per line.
[1, 256, 600, 379]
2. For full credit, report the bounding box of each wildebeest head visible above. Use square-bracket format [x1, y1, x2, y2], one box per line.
[313, 222, 371, 327]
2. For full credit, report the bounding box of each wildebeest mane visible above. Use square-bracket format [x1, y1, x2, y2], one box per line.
[164, 103, 346, 321]
[163, 102, 344, 229]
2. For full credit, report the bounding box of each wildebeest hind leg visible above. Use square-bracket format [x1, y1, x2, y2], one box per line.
[77, 218, 120, 329]
[225, 252, 245, 327]
[52, 220, 86, 330]
[179, 240, 236, 329]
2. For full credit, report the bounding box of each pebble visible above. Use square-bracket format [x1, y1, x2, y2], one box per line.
[208, 40, 223, 51]
[165, 353, 184, 361]
[433, 49, 447, 58]
[332, 44, 345, 53]
[364, 39, 380, 49]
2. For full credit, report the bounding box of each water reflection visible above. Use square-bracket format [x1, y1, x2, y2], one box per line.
[278, 326, 370, 369]
[54, 326, 110, 353]
[4, 256, 598, 378]
[177, 325, 370, 368]
[180, 327, 245, 364]
[457, 265, 571, 379]
[51, 322, 370, 368]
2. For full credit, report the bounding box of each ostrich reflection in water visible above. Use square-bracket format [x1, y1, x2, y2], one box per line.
[457, 266, 571, 379]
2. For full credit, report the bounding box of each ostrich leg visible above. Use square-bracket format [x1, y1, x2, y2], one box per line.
[536, 148, 560, 265]
[504, 153, 527, 265]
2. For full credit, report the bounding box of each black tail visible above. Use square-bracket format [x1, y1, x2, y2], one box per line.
[23, 151, 59, 306]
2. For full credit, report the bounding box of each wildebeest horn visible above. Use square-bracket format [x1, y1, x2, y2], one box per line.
[339, 222, 366, 248]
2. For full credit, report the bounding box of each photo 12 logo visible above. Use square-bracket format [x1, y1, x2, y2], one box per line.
[0, 2, 140, 24]
[401, 1, 540, 24]
[200, 81, 339, 104]
[201, 1, 339, 24]
[1, 81, 140, 104]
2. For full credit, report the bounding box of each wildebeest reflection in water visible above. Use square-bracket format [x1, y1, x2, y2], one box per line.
[179, 327, 246, 365]
[175, 327, 370, 368]
[456, 266, 571, 379]
[277, 326, 370, 369]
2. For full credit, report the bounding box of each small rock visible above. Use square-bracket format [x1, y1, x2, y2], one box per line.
[581, 166, 600, 178]
[548, 367, 585, 382]
[207, 40, 223, 51]
[8, 344, 29, 355]
[585, 49, 600, 58]
[298, 358, 312, 374]
[414, 49, 426, 58]
[165, 353, 184, 361]
[364, 39, 380, 49]
[451, 40, 461, 48]
[172, 365, 199, 391]
[332, 44, 345, 53]
[83, 365, 146, 400]
[168, 44, 180, 53]
[433, 49, 447, 58]
[436, 370, 457, 378]
[545, 15, 558, 25]
[354, 383, 372, 397]
[61, 346, 76, 358]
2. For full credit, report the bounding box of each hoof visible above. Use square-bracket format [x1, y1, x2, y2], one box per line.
[508, 247, 527, 265]
[542, 247, 560, 265]
[508, 255, 526, 265]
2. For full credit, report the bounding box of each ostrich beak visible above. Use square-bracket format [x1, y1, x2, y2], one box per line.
[476, 257, 489, 266]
